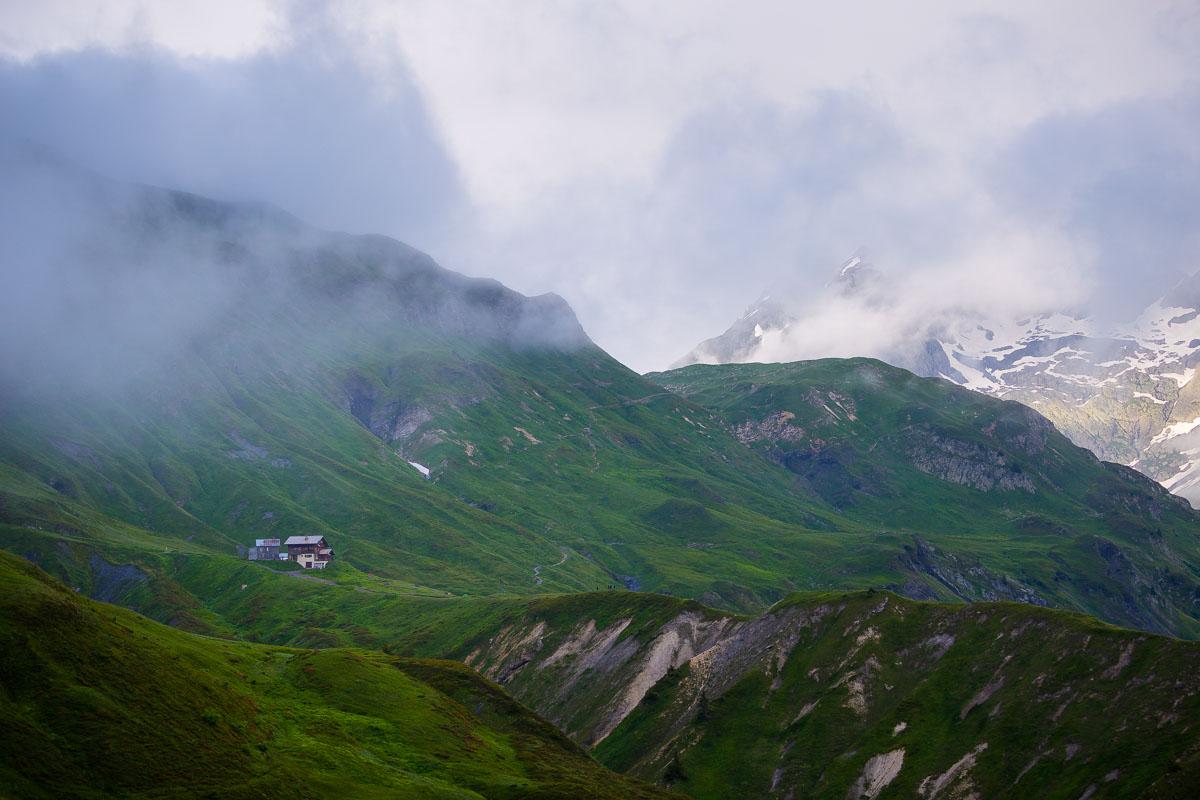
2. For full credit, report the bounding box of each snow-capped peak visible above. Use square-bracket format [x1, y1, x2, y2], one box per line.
[827, 250, 877, 294]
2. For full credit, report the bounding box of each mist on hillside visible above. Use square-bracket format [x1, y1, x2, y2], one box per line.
[1, 5, 1198, 373]
[730, 242, 1091, 368]
[0, 144, 589, 401]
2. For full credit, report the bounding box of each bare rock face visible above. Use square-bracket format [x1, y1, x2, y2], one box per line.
[848, 748, 905, 800]
[981, 404, 1052, 456]
[733, 411, 807, 444]
[907, 432, 1036, 492]
[409, 576, 1200, 799]
[460, 600, 845, 750]
[465, 607, 740, 746]
[88, 554, 147, 604]
[594, 611, 737, 745]
[917, 743, 988, 799]
[897, 537, 1047, 606]
[342, 375, 436, 443]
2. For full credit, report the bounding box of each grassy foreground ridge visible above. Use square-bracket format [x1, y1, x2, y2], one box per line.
[0, 550, 677, 799]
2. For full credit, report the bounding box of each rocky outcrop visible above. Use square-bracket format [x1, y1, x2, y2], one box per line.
[672, 254, 1200, 506]
[896, 537, 1047, 607]
[462, 600, 845, 749]
[466, 607, 738, 746]
[907, 432, 1036, 493]
[733, 411, 806, 444]
[917, 743, 988, 799]
[573, 591, 1200, 800]
[88, 554, 147, 604]
[848, 748, 905, 799]
[341, 373, 437, 443]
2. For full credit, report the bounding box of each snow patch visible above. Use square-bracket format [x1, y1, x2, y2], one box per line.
[1132, 392, 1167, 405]
[407, 461, 431, 478]
[1160, 368, 1195, 387]
[1151, 417, 1200, 445]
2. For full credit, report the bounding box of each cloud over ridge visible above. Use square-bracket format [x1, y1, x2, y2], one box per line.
[2, 1, 1198, 371]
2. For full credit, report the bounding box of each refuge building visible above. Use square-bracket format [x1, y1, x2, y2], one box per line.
[283, 535, 334, 569]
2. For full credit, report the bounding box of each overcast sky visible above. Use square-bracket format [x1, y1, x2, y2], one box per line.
[2, 1, 1198, 371]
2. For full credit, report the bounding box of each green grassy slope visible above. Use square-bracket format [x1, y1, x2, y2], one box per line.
[10, 345, 1198, 635]
[0, 331, 856, 609]
[3, 165, 1200, 638]
[649, 359, 1200, 636]
[240, 576, 1196, 799]
[3, 531, 1198, 799]
[0, 550, 679, 800]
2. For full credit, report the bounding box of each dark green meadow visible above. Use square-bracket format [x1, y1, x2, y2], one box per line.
[0, 550, 679, 800]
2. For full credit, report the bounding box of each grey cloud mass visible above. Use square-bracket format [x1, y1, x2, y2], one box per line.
[991, 91, 1200, 319]
[0, 25, 464, 250]
[1, 1, 1198, 372]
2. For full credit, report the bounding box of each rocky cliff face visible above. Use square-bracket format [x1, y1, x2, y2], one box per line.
[462, 600, 734, 747]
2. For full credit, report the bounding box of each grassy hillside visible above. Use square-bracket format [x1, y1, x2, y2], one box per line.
[9, 345, 1200, 637]
[0, 550, 678, 800]
[650, 359, 1200, 636]
[277, 577, 1197, 799]
[3, 531, 1198, 799]
[3, 163, 1200, 640]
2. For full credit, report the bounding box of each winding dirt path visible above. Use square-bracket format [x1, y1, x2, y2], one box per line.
[533, 547, 570, 585]
[587, 392, 671, 410]
[279, 570, 335, 585]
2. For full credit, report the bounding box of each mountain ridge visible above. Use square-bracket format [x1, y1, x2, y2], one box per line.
[674, 255, 1200, 506]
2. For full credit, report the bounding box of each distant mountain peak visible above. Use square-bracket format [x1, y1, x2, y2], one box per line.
[828, 249, 877, 294]
[1159, 268, 1200, 312]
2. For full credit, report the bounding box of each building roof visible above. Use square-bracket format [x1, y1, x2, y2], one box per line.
[255, 538, 280, 547]
[284, 535, 326, 545]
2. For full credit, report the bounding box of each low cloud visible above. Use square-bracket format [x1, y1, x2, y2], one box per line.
[2, 2, 1198, 374]
[0, 10, 474, 394]
[990, 91, 1200, 321]
[751, 230, 1090, 367]
[0, 17, 464, 250]
[0, 145, 585, 400]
